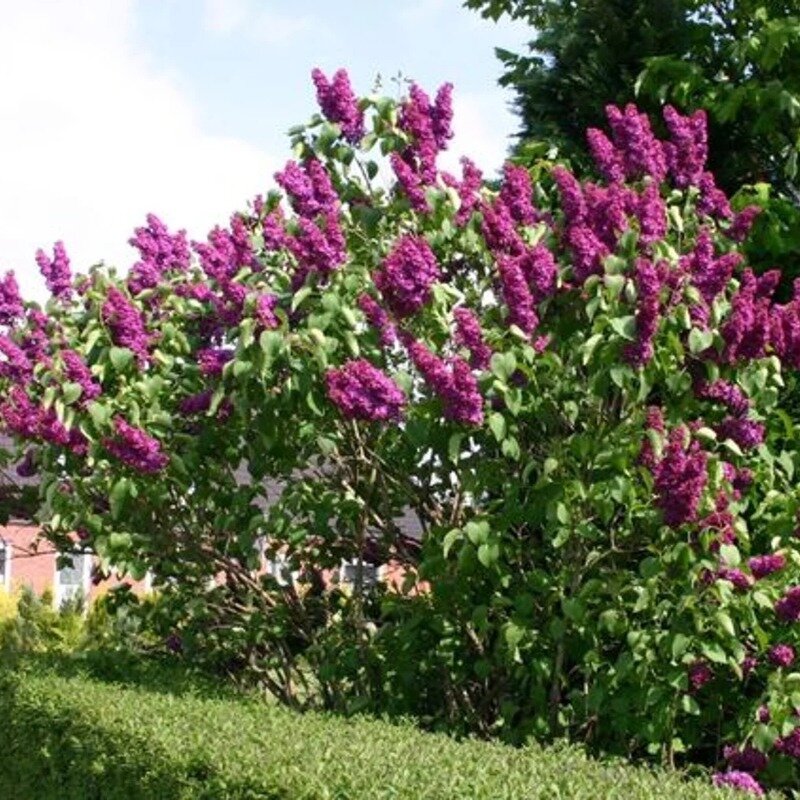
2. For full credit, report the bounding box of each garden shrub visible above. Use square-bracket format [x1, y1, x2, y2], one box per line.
[2, 69, 800, 792]
[0, 667, 745, 800]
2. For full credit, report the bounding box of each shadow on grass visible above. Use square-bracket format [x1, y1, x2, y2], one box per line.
[10, 649, 241, 700]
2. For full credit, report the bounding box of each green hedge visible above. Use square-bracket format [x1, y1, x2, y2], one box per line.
[0, 667, 744, 799]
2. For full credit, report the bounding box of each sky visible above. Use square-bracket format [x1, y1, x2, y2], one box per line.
[0, 0, 530, 300]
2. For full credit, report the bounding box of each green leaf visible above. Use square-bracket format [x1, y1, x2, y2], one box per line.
[109, 346, 134, 371]
[609, 316, 637, 341]
[688, 328, 713, 354]
[715, 611, 736, 638]
[488, 412, 507, 442]
[109, 478, 131, 521]
[701, 642, 727, 664]
[490, 352, 517, 382]
[443, 528, 463, 558]
[465, 520, 490, 545]
[61, 382, 83, 405]
[477, 542, 499, 568]
[671, 633, 690, 660]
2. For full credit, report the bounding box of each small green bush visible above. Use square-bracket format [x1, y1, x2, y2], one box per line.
[0, 666, 748, 800]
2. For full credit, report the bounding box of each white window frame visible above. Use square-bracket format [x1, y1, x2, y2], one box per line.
[0, 539, 10, 591]
[54, 551, 92, 609]
[339, 559, 381, 588]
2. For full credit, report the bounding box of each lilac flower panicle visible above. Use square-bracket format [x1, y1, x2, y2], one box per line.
[605, 103, 667, 181]
[695, 380, 749, 417]
[128, 214, 190, 295]
[716, 417, 765, 451]
[197, 348, 233, 377]
[717, 567, 753, 592]
[325, 359, 406, 422]
[775, 586, 800, 622]
[275, 159, 339, 219]
[311, 67, 364, 144]
[374, 235, 441, 318]
[498, 163, 537, 226]
[724, 745, 768, 774]
[391, 153, 429, 212]
[453, 157, 483, 225]
[357, 294, 397, 348]
[101, 288, 150, 366]
[688, 660, 713, 692]
[624, 258, 661, 367]
[35, 241, 72, 300]
[104, 417, 168, 474]
[61, 350, 101, 403]
[768, 643, 795, 668]
[519, 245, 557, 300]
[286, 212, 346, 279]
[431, 82, 454, 150]
[776, 727, 800, 759]
[453, 307, 492, 370]
[662, 106, 708, 188]
[497, 255, 538, 335]
[254, 294, 280, 330]
[0, 336, 33, 382]
[399, 83, 439, 183]
[651, 426, 708, 527]
[697, 171, 732, 219]
[179, 389, 213, 416]
[0, 271, 24, 326]
[480, 199, 526, 256]
[712, 771, 764, 796]
[635, 182, 667, 244]
[402, 335, 483, 426]
[729, 206, 761, 243]
[552, 167, 586, 225]
[749, 553, 785, 579]
[586, 128, 625, 183]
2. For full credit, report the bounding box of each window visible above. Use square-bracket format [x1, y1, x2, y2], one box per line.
[0, 539, 9, 590]
[55, 552, 91, 609]
[339, 559, 380, 588]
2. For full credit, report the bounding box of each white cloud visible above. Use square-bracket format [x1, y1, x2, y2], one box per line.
[439, 90, 517, 178]
[203, 0, 249, 33]
[0, 0, 277, 301]
[202, 0, 316, 45]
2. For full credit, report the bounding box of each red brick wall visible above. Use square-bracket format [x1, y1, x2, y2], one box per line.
[0, 521, 148, 605]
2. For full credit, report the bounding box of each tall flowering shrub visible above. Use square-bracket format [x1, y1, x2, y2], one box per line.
[2, 72, 800, 792]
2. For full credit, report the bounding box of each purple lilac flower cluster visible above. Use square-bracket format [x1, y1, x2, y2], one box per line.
[497, 255, 538, 334]
[650, 425, 708, 527]
[197, 348, 233, 377]
[390, 82, 453, 207]
[776, 727, 800, 759]
[775, 586, 800, 622]
[768, 643, 795, 667]
[254, 294, 280, 330]
[104, 417, 168, 474]
[0, 271, 23, 326]
[61, 349, 101, 403]
[688, 660, 714, 692]
[498, 163, 537, 226]
[712, 771, 764, 796]
[0, 386, 84, 453]
[311, 67, 364, 144]
[638, 406, 665, 470]
[325, 359, 406, 422]
[402, 334, 483, 426]
[683, 228, 742, 306]
[35, 241, 72, 300]
[716, 567, 753, 591]
[373, 235, 441, 318]
[722, 270, 773, 363]
[127, 214, 190, 295]
[442, 157, 483, 226]
[724, 745, 768, 774]
[661, 106, 707, 188]
[357, 293, 397, 348]
[286, 212, 346, 284]
[749, 553, 785, 579]
[0, 335, 33, 382]
[624, 258, 661, 366]
[695, 379, 749, 417]
[716, 417, 765, 451]
[453, 307, 492, 370]
[603, 104, 668, 182]
[101, 288, 150, 366]
[728, 206, 761, 243]
[274, 158, 339, 219]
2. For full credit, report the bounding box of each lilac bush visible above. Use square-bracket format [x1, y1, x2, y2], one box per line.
[3, 70, 800, 793]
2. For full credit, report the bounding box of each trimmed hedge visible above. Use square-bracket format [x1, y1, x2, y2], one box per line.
[0, 667, 746, 799]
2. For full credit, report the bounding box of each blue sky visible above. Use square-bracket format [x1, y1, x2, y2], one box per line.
[0, 0, 530, 300]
